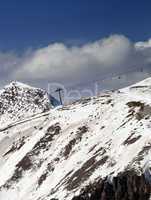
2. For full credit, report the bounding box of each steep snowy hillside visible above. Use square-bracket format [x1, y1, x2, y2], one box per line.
[0, 81, 57, 127]
[0, 78, 151, 199]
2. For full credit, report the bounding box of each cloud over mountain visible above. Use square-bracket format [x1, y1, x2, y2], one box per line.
[0, 35, 151, 88]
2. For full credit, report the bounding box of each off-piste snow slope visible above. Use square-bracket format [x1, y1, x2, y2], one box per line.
[0, 79, 151, 199]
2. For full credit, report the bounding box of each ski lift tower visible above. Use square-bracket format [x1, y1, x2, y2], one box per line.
[55, 88, 63, 105]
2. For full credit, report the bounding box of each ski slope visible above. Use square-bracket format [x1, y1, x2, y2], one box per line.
[0, 78, 151, 199]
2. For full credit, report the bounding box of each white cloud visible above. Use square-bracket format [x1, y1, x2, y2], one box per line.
[12, 35, 137, 84]
[0, 34, 151, 89]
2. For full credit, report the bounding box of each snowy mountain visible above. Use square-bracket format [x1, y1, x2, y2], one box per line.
[0, 81, 58, 127]
[0, 79, 151, 199]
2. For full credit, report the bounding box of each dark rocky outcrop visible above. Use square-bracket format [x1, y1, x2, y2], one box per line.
[72, 170, 151, 200]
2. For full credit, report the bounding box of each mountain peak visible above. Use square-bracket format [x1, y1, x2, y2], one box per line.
[0, 82, 53, 126]
[5, 81, 36, 89]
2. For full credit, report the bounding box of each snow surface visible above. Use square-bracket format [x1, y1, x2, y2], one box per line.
[0, 79, 151, 199]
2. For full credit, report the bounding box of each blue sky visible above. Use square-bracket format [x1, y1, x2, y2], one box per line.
[0, 0, 150, 51]
[0, 0, 151, 91]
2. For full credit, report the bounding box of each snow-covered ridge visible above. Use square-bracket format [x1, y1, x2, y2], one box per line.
[0, 81, 54, 127]
[0, 78, 151, 199]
